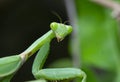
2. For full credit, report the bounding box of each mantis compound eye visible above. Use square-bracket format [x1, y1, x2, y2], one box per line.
[50, 22, 72, 42]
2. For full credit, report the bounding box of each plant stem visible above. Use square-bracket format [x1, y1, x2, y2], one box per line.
[65, 0, 82, 68]
[91, 0, 120, 20]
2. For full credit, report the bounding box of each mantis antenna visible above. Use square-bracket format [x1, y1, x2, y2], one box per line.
[51, 11, 63, 23]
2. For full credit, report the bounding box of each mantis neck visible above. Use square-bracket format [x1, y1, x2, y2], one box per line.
[20, 30, 55, 61]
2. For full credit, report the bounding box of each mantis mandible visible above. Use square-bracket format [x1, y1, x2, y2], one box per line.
[0, 22, 86, 82]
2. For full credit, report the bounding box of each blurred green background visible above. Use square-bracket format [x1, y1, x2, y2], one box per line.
[0, 0, 120, 82]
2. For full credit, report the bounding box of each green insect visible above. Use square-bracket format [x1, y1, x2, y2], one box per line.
[0, 22, 86, 82]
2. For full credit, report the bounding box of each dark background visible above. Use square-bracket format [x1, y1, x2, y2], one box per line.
[0, 0, 71, 81]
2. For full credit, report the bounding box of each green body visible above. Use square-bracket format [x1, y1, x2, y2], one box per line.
[0, 22, 86, 82]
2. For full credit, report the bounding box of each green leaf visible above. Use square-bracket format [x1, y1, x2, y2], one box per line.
[75, 0, 119, 70]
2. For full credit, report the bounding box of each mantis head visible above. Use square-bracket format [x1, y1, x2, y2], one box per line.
[50, 22, 72, 42]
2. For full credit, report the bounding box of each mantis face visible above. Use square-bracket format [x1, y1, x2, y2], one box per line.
[50, 22, 72, 41]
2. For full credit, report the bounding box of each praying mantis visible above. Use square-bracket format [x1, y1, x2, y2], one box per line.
[0, 22, 86, 82]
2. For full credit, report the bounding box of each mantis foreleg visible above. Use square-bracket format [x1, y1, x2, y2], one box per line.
[31, 42, 86, 82]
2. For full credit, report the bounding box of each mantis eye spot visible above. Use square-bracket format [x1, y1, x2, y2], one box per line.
[50, 22, 58, 30]
[66, 26, 72, 34]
